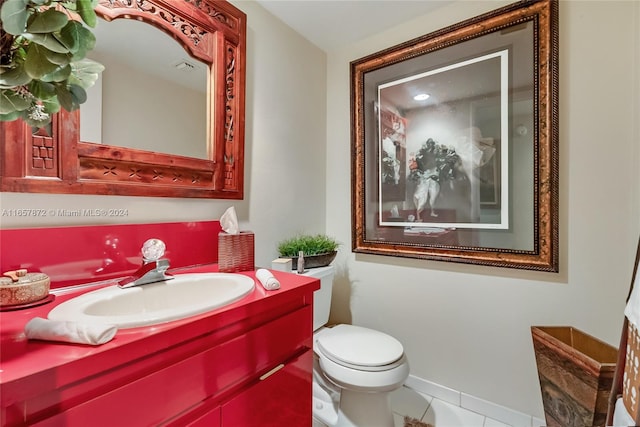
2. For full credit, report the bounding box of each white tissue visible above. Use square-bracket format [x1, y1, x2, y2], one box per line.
[25, 317, 117, 345]
[256, 268, 281, 290]
[625, 267, 640, 329]
[220, 206, 239, 235]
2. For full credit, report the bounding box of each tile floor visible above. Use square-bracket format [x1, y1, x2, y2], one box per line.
[389, 385, 543, 427]
[312, 379, 546, 427]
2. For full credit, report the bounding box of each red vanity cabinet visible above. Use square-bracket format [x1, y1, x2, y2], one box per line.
[179, 349, 313, 427]
[0, 269, 318, 427]
[220, 350, 313, 426]
[186, 406, 222, 427]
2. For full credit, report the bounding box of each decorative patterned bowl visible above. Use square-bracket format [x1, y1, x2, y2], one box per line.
[0, 270, 50, 307]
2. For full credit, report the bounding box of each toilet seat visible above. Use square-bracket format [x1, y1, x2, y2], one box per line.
[312, 324, 410, 425]
[318, 350, 409, 392]
[315, 324, 405, 372]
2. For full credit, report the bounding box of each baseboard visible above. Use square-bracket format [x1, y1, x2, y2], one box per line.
[404, 375, 546, 427]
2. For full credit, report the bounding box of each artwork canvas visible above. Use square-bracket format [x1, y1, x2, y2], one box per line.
[377, 50, 508, 230]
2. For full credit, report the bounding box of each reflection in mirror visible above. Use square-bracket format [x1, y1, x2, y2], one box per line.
[80, 19, 208, 159]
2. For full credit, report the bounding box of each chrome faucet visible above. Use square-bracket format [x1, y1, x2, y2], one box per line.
[118, 239, 173, 288]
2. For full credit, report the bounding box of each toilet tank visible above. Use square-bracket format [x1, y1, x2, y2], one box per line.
[301, 265, 335, 331]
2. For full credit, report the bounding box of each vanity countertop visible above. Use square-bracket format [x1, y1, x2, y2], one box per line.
[0, 265, 319, 409]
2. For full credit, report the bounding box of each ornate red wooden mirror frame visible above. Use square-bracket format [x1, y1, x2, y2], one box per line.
[0, 0, 246, 199]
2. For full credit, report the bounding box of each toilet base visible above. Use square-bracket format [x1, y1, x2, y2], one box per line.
[313, 357, 396, 427]
[335, 389, 394, 427]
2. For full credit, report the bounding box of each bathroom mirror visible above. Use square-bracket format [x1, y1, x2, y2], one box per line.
[81, 18, 208, 160]
[351, 0, 559, 271]
[0, 0, 246, 199]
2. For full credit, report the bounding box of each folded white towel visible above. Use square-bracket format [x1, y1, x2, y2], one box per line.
[25, 317, 117, 345]
[625, 266, 640, 329]
[256, 268, 281, 290]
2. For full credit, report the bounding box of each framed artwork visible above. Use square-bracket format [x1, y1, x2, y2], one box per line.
[351, 0, 559, 271]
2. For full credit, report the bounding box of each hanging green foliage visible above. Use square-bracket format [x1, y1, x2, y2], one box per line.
[0, 0, 104, 127]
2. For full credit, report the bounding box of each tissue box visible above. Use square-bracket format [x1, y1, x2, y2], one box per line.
[218, 231, 254, 272]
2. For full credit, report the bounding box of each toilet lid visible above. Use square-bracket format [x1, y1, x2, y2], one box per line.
[316, 324, 404, 368]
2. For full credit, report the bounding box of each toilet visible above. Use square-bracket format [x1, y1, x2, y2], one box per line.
[303, 265, 410, 427]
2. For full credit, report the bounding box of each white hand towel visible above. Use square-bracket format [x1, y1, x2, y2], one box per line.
[25, 317, 117, 345]
[625, 266, 640, 329]
[256, 268, 280, 290]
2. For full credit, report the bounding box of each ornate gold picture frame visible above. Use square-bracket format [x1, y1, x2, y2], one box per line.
[351, 0, 559, 271]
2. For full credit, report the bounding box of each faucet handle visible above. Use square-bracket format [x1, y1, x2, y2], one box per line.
[141, 238, 166, 262]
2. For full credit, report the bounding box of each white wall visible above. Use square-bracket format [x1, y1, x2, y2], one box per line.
[0, 0, 328, 271]
[98, 56, 207, 159]
[326, 0, 640, 417]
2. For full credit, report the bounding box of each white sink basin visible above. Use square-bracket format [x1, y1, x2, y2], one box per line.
[48, 273, 255, 329]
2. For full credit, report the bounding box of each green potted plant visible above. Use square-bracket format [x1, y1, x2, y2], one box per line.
[277, 234, 340, 270]
[0, 0, 104, 127]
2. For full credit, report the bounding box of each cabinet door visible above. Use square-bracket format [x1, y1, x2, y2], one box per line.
[186, 406, 221, 427]
[221, 350, 312, 427]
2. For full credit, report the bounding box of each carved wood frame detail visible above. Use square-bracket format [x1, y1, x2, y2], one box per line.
[0, 0, 246, 199]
